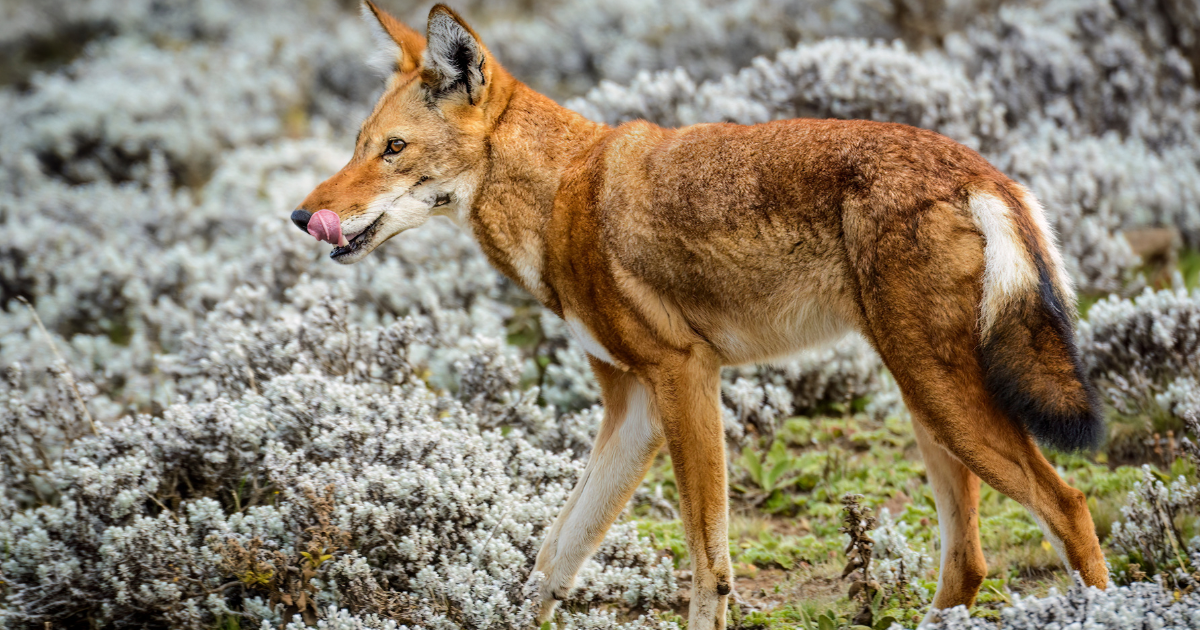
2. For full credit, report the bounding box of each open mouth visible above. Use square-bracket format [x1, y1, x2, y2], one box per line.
[330, 213, 384, 259]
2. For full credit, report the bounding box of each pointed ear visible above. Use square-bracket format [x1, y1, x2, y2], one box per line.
[361, 0, 426, 76]
[421, 5, 489, 105]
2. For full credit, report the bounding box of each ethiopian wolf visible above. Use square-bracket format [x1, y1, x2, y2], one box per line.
[291, 4, 1108, 627]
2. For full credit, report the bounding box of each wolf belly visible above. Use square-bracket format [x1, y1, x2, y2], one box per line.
[683, 280, 859, 366]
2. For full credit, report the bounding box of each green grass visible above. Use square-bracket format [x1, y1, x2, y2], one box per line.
[624, 404, 1193, 628]
[1179, 247, 1200, 290]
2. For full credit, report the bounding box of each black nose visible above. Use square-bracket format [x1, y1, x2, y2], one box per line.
[291, 209, 312, 233]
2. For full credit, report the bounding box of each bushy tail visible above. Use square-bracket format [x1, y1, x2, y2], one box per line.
[969, 184, 1103, 451]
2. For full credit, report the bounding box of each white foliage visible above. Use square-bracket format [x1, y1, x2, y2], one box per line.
[1078, 286, 1200, 415]
[914, 582, 1200, 629]
[872, 508, 933, 602]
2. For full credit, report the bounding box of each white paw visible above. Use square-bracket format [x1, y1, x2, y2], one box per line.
[531, 548, 574, 624]
[535, 596, 558, 625]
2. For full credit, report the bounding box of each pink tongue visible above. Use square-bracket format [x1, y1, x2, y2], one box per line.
[307, 209, 347, 246]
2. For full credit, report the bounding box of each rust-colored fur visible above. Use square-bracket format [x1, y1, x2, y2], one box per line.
[295, 5, 1108, 627]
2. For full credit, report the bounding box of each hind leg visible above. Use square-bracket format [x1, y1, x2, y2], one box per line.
[910, 418, 987, 615]
[933, 408, 1108, 589]
[847, 196, 1107, 593]
[899, 373, 1108, 592]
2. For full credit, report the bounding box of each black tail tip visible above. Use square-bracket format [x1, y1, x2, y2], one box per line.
[988, 372, 1106, 452]
[1021, 403, 1105, 453]
[982, 265, 1106, 453]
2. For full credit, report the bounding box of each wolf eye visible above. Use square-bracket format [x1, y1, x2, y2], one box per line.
[383, 139, 406, 156]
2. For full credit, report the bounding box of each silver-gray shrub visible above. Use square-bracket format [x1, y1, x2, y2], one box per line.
[871, 508, 933, 603]
[1108, 378, 1200, 587]
[1078, 285, 1200, 417]
[0, 0, 383, 189]
[1079, 286, 1200, 589]
[480, 0, 1015, 100]
[0, 124, 506, 424]
[566, 39, 1004, 146]
[722, 335, 892, 439]
[0, 292, 677, 629]
[483, 0, 893, 99]
[912, 582, 1200, 629]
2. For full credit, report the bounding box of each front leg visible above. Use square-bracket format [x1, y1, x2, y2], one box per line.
[649, 347, 731, 630]
[535, 358, 664, 623]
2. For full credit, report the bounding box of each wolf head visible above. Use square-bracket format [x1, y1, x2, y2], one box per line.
[292, 2, 506, 263]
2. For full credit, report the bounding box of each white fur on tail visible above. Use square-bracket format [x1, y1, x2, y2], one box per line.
[969, 188, 1074, 340]
[1013, 185, 1075, 307]
[968, 192, 1039, 339]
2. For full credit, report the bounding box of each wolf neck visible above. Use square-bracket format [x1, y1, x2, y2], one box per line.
[468, 81, 608, 310]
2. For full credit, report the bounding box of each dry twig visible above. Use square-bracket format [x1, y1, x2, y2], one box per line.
[16, 296, 97, 436]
